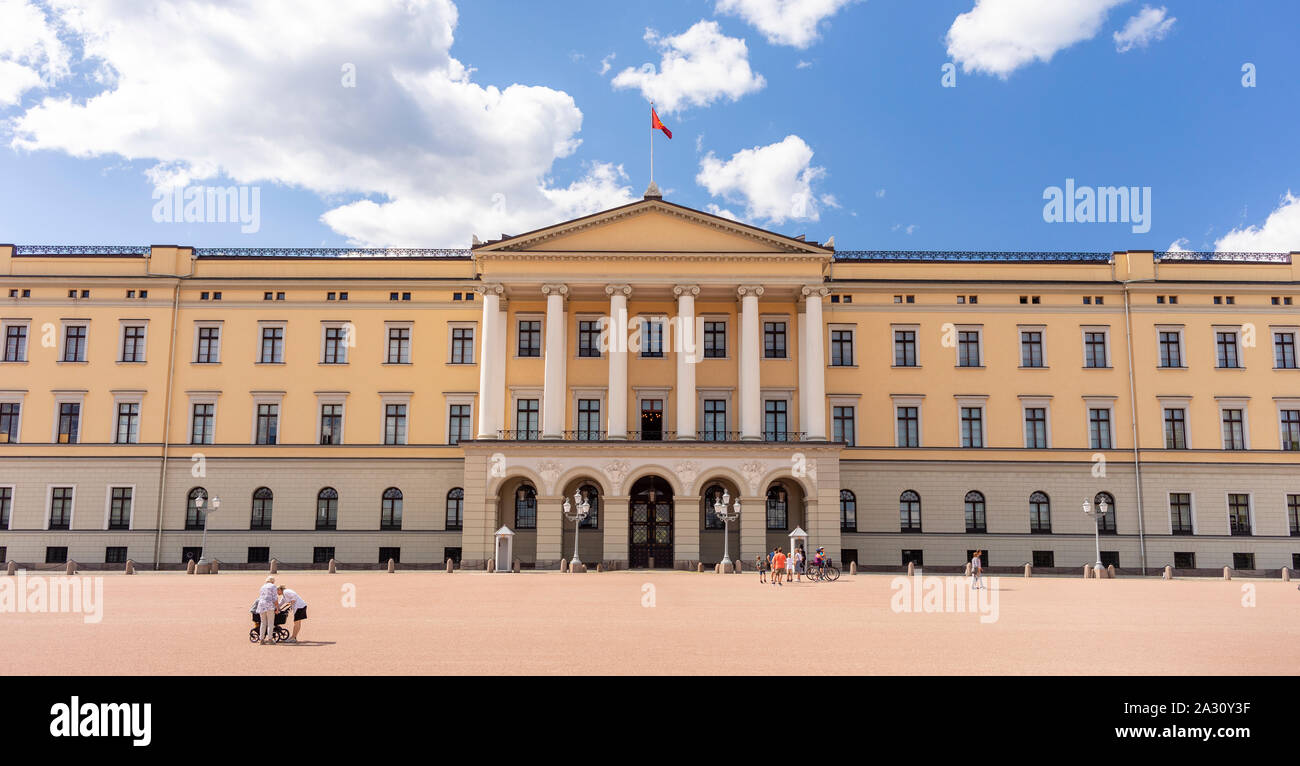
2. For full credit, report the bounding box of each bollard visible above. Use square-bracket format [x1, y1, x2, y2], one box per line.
[6, 560, 14, 576]
[387, 558, 396, 573]
[186, 559, 196, 575]
[446, 558, 454, 573]
[328, 558, 337, 574]
[648, 556, 655, 569]
[124, 559, 135, 575]
[697, 562, 704, 573]
[579, 563, 587, 573]
[486, 558, 494, 572]
[560, 560, 569, 573]
[1283, 567, 1291, 582]
[512, 559, 520, 574]
[1223, 566, 1231, 581]
[735, 560, 743, 574]
[906, 561, 914, 577]
[1106, 564, 1115, 579]
[849, 561, 857, 575]
[1024, 564, 1032, 578]
[596, 563, 603, 573]
[65, 559, 76, 576]
[715, 563, 721, 574]
[211, 559, 220, 574]
[1082, 565, 1090, 579]
[964, 562, 972, 577]
[1163, 565, 1172, 580]
[269, 559, 278, 574]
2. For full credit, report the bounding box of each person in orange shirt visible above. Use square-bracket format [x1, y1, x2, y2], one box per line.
[771, 548, 787, 587]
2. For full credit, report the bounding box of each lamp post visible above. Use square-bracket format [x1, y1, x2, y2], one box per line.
[562, 489, 591, 570]
[713, 490, 741, 570]
[1082, 497, 1109, 573]
[195, 494, 221, 566]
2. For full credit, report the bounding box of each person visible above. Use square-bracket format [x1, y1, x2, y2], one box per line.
[255, 576, 278, 644]
[756, 554, 767, 583]
[276, 584, 308, 643]
[793, 547, 805, 583]
[811, 546, 827, 577]
[971, 550, 984, 590]
[771, 548, 786, 587]
[785, 547, 796, 582]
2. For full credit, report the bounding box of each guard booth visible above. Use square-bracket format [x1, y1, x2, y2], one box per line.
[494, 526, 515, 573]
[788, 526, 809, 563]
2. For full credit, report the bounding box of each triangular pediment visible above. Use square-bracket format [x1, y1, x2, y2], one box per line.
[473, 198, 830, 255]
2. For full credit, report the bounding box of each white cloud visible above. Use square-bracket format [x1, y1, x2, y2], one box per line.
[0, 0, 70, 106]
[1165, 237, 1190, 252]
[875, 188, 885, 198]
[695, 134, 828, 224]
[1114, 5, 1175, 52]
[611, 21, 765, 115]
[6, 0, 634, 246]
[795, 59, 812, 69]
[1214, 192, 1300, 253]
[599, 53, 615, 76]
[946, 0, 1126, 78]
[715, 0, 857, 49]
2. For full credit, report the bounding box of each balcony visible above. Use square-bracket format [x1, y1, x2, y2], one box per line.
[493, 430, 808, 443]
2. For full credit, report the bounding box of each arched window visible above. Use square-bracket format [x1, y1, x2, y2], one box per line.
[1094, 491, 1117, 534]
[703, 483, 728, 529]
[316, 487, 338, 530]
[380, 487, 403, 530]
[445, 488, 464, 530]
[965, 491, 986, 533]
[1029, 491, 1051, 533]
[766, 485, 788, 530]
[840, 490, 857, 532]
[578, 484, 600, 528]
[186, 487, 208, 530]
[251, 487, 273, 530]
[515, 484, 537, 529]
[900, 490, 922, 532]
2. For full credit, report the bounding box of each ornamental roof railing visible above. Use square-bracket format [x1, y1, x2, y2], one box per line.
[1154, 251, 1292, 263]
[13, 245, 151, 256]
[833, 251, 1112, 263]
[192, 247, 472, 258]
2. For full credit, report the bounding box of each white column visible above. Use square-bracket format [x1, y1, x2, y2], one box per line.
[605, 284, 631, 439]
[797, 310, 809, 438]
[738, 285, 763, 440]
[476, 284, 504, 439]
[801, 285, 829, 441]
[541, 284, 568, 439]
[674, 284, 699, 440]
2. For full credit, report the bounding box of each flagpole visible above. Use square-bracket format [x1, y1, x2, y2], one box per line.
[649, 102, 654, 184]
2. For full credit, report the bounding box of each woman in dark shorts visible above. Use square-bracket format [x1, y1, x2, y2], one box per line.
[276, 585, 308, 643]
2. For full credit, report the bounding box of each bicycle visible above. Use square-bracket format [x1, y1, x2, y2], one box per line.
[807, 558, 840, 582]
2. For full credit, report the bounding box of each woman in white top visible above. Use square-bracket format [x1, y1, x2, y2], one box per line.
[255, 576, 278, 644]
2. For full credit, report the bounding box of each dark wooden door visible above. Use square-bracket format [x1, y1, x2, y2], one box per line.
[629, 499, 672, 568]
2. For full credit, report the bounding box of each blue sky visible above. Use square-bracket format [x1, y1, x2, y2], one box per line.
[0, 0, 1296, 252]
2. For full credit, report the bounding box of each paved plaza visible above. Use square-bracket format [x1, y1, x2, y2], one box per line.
[0, 570, 1293, 675]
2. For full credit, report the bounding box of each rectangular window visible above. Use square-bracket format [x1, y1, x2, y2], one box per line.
[1216, 331, 1240, 368]
[114, 402, 140, 444]
[763, 321, 787, 359]
[49, 486, 73, 529]
[191, 403, 214, 445]
[387, 327, 411, 364]
[108, 486, 132, 530]
[319, 404, 342, 445]
[893, 330, 917, 367]
[0, 486, 12, 529]
[703, 399, 727, 441]
[313, 547, 335, 564]
[1280, 410, 1300, 451]
[0, 402, 20, 444]
[448, 404, 472, 445]
[516, 399, 539, 440]
[1164, 408, 1187, 449]
[578, 320, 602, 358]
[1024, 407, 1047, 449]
[259, 326, 284, 363]
[1232, 552, 1255, 570]
[1221, 409, 1245, 450]
[63, 324, 87, 362]
[517, 320, 541, 357]
[1170, 493, 1194, 535]
[105, 546, 128, 564]
[832, 406, 856, 446]
[960, 407, 983, 448]
[957, 331, 981, 367]
[379, 547, 401, 565]
[121, 325, 146, 362]
[57, 402, 80, 444]
[1032, 551, 1055, 568]
[896, 406, 919, 447]
[322, 326, 348, 364]
[247, 547, 270, 564]
[450, 327, 474, 364]
[901, 550, 924, 566]
[195, 326, 220, 363]
[3, 325, 27, 362]
[1288, 494, 1299, 536]
[1083, 331, 1108, 367]
[1089, 408, 1113, 450]
[1173, 551, 1196, 569]
[45, 547, 68, 564]
[1275, 332, 1297, 369]
[1159, 331, 1183, 368]
[384, 404, 408, 445]
[830, 329, 854, 366]
[577, 399, 601, 440]
[703, 321, 726, 358]
[1228, 493, 1252, 536]
[764, 400, 788, 441]
[640, 318, 664, 358]
[1020, 331, 1044, 367]
[255, 404, 279, 445]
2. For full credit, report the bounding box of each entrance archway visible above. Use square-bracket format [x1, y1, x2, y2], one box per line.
[629, 475, 673, 568]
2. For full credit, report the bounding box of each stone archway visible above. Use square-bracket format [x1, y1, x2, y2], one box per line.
[697, 477, 743, 566]
[495, 477, 539, 565]
[628, 475, 674, 569]
[558, 477, 605, 567]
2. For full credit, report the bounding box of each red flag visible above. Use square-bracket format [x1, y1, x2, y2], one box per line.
[651, 107, 672, 139]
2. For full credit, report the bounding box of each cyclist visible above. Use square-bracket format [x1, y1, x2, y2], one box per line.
[811, 546, 828, 577]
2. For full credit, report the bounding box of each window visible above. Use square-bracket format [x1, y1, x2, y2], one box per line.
[1173, 551, 1195, 569]
[765, 485, 789, 530]
[896, 406, 919, 448]
[1275, 331, 1297, 369]
[1164, 408, 1188, 449]
[1280, 410, 1300, 451]
[0, 486, 10, 528]
[313, 547, 335, 564]
[384, 404, 407, 445]
[1232, 553, 1255, 571]
[1228, 493, 1252, 536]
[578, 320, 602, 358]
[830, 329, 854, 366]
[703, 321, 726, 358]
[316, 487, 338, 530]
[195, 326, 220, 363]
[251, 487, 273, 530]
[45, 547, 68, 564]
[901, 550, 924, 566]
[114, 402, 139, 444]
[450, 327, 474, 364]
[379, 547, 401, 565]
[323, 326, 348, 364]
[704, 484, 727, 529]
[185, 487, 207, 530]
[763, 321, 787, 359]
[121, 325, 146, 362]
[960, 406, 983, 448]
[255, 404, 279, 445]
[57, 402, 80, 444]
[1083, 331, 1108, 368]
[1020, 330, 1044, 367]
[1029, 491, 1051, 533]
[1221, 409, 1246, 450]
[1159, 331, 1183, 368]
[1100, 551, 1120, 568]
[1216, 331, 1240, 368]
[514, 484, 537, 529]
[964, 491, 986, 532]
[259, 326, 283, 364]
[1170, 493, 1194, 535]
[448, 404, 472, 445]
[191, 403, 215, 445]
[576, 399, 601, 440]
[63, 324, 87, 362]
[894, 330, 917, 367]
[640, 317, 664, 358]
[832, 406, 855, 446]
[1094, 492, 1117, 534]
[108, 487, 132, 530]
[764, 400, 788, 441]
[319, 403, 343, 445]
[3, 324, 28, 362]
[106, 547, 128, 564]
[1089, 407, 1113, 450]
[387, 326, 411, 364]
[247, 547, 270, 564]
[957, 330, 981, 367]
[578, 484, 599, 529]
[518, 320, 541, 357]
[703, 399, 727, 441]
[1024, 407, 1047, 449]
[0, 402, 17, 443]
[966, 550, 988, 567]
[900, 490, 922, 532]
[840, 490, 857, 532]
[445, 488, 464, 530]
[515, 399, 539, 440]
[1032, 551, 1055, 568]
[380, 487, 403, 530]
[1288, 494, 1299, 536]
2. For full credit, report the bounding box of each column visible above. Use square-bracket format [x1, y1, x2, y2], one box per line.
[605, 285, 632, 439]
[797, 310, 809, 440]
[737, 286, 763, 440]
[475, 284, 505, 439]
[674, 285, 699, 440]
[541, 284, 568, 439]
[801, 285, 829, 441]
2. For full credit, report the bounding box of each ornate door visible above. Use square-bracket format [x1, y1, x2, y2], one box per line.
[628, 476, 673, 568]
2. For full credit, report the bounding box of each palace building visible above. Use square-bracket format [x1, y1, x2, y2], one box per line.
[2, 186, 1299, 573]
